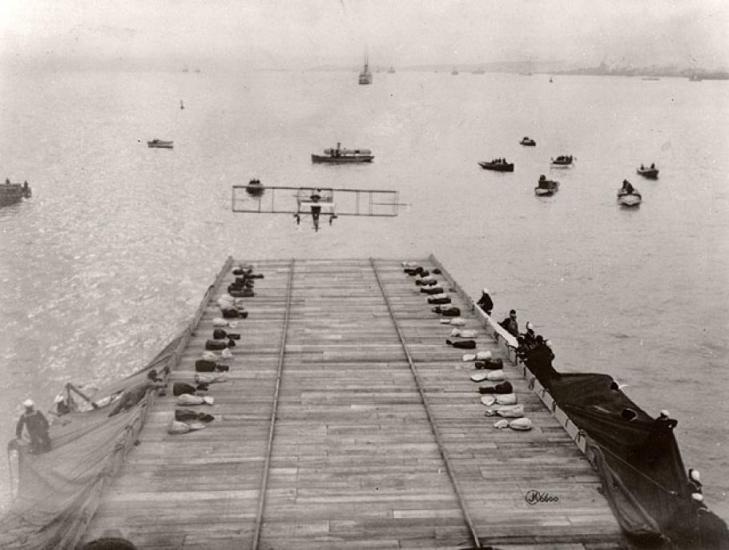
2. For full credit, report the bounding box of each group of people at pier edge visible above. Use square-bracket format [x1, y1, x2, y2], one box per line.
[394, 268, 707, 506]
[402, 263, 532, 431]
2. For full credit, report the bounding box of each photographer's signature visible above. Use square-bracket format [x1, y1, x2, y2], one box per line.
[524, 489, 559, 504]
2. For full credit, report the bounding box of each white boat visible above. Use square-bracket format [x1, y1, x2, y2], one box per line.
[617, 189, 642, 207]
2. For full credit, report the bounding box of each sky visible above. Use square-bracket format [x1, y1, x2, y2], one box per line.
[1, 0, 728, 70]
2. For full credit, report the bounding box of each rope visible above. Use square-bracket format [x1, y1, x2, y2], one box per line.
[589, 437, 681, 497]
[252, 259, 295, 550]
[369, 259, 482, 550]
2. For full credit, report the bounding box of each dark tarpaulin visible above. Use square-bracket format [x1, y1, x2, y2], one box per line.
[525, 352, 729, 549]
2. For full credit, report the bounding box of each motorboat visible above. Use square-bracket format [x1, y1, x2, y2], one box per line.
[478, 159, 514, 172]
[520, 137, 536, 146]
[551, 155, 573, 167]
[535, 175, 559, 196]
[147, 139, 174, 149]
[312, 143, 374, 164]
[637, 165, 659, 179]
[1, 179, 32, 206]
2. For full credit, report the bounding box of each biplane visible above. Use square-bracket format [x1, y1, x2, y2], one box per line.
[232, 182, 400, 232]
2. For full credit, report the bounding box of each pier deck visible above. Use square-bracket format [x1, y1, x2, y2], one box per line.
[84, 258, 625, 549]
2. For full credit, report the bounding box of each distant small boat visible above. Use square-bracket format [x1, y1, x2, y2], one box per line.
[520, 137, 536, 147]
[312, 143, 373, 164]
[472, 68, 485, 75]
[478, 159, 514, 172]
[180, 100, 185, 110]
[689, 74, 702, 82]
[642, 77, 660, 81]
[535, 175, 559, 196]
[147, 139, 174, 149]
[549, 77, 553, 83]
[359, 56, 373, 85]
[1, 179, 32, 206]
[637, 165, 659, 179]
[451, 68, 459, 75]
[245, 178, 264, 197]
[617, 188, 642, 207]
[551, 155, 574, 167]
[387, 66, 396, 74]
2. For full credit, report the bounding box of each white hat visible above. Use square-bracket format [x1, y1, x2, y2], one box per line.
[22, 399, 34, 408]
[482, 288, 489, 294]
[526, 321, 534, 330]
[54, 395, 65, 403]
[660, 409, 671, 418]
[690, 469, 701, 483]
[544, 339, 552, 348]
[691, 493, 704, 502]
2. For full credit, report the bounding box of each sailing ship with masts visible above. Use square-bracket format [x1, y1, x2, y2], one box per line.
[359, 55, 373, 85]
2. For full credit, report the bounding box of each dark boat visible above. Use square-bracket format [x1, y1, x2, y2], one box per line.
[147, 139, 174, 149]
[358, 56, 372, 85]
[551, 155, 574, 167]
[535, 175, 559, 196]
[478, 159, 514, 172]
[311, 143, 374, 164]
[0, 179, 32, 206]
[520, 137, 536, 146]
[637, 165, 659, 179]
[245, 178, 264, 197]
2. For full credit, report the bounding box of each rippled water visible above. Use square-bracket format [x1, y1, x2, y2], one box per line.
[1, 68, 727, 517]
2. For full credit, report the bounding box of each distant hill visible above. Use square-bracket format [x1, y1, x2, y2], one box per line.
[307, 60, 728, 79]
[556, 61, 729, 80]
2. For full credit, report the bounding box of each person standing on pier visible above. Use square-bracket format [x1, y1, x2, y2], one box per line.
[15, 399, 51, 454]
[476, 288, 493, 316]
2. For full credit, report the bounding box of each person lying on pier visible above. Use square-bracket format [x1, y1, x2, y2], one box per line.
[446, 338, 477, 349]
[175, 408, 215, 423]
[172, 381, 210, 396]
[206, 337, 235, 350]
[15, 399, 52, 454]
[428, 295, 451, 305]
[450, 328, 477, 338]
[221, 307, 248, 319]
[499, 309, 519, 337]
[476, 288, 493, 316]
[213, 328, 241, 340]
[195, 359, 229, 373]
[107, 380, 166, 417]
[420, 285, 444, 295]
[415, 276, 438, 286]
[478, 380, 513, 394]
[194, 373, 228, 385]
[432, 305, 461, 316]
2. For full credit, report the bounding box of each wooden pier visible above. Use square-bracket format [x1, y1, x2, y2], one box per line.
[84, 257, 625, 549]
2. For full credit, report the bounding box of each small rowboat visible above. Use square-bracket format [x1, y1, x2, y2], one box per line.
[637, 166, 659, 179]
[551, 155, 573, 167]
[617, 189, 642, 207]
[147, 139, 174, 149]
[535, 177, 559, 196]
[520, 137, 536, 146]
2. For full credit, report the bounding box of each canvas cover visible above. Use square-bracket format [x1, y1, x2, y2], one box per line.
[525, 353, 729, 549]
[0, 336, 182, 549]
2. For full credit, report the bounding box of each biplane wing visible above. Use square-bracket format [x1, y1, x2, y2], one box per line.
[232, 185, 399, 217]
